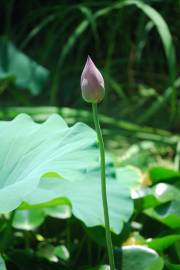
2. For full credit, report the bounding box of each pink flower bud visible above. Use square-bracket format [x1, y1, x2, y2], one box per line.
[81, 56, 105, 103]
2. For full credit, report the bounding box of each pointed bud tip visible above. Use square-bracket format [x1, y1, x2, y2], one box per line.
[84, 55, 94, 70]
[87, 55, 92, 63]
[80, 56, 105, 104]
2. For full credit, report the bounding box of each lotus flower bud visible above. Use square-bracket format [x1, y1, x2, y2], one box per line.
[81, 56, 105, 103]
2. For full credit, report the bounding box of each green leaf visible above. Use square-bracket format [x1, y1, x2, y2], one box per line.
[36, 243, 70, 263]
[145, 199, 180, 228]
[134, 183, 180, 210]
[23, 164, 136, 234]
[13, 209, 45, 230]
[36, 243, 58, 263]
[116, 245, 164, 270]
[44, 205, 72, 219]
[98, 267, 110, 270]
[86, 266, 110, 270]
[149, 166, 180, 183]
[0, 256, 6, 270]
[54, 245, 70, 261]
[0, 38, 49, 95]
[0, 113, 98, 213]
[147, 234, 180, 252]
[166, 261, 180, 270]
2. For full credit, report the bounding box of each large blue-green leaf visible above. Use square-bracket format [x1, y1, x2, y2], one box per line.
[0, 38, 49, 95]
[0, 256, 6, 270]
[0, 114, 136, 233]
[116, 166, 142, 190]
[0, 113, 97, 213]
[23, 165, 135, 234]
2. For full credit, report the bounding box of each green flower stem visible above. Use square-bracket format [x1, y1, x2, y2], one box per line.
[92, 103, 115, 270]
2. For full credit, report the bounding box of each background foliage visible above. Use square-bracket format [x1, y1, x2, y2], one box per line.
[0, 0, 179, 269]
